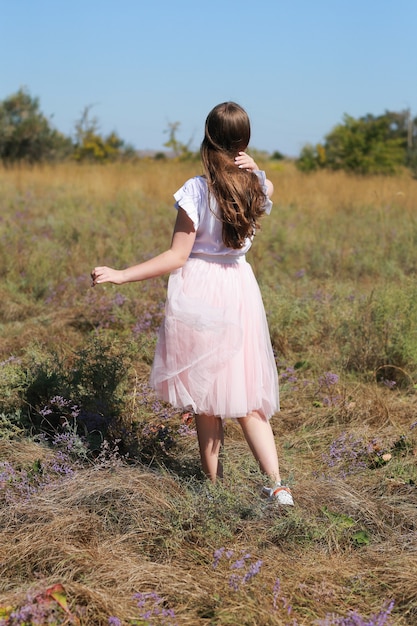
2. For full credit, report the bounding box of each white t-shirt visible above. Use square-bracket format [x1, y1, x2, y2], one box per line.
[173, 172, 272, 258]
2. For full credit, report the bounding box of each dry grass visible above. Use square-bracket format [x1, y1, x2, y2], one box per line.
[1, 160, 414, 209]
[1, 162, 417, 624]
[1, 415, 416, 624]
[0, 161, 195, 205]
[268, 162, 416, 213]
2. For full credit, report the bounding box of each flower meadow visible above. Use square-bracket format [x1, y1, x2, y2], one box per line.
[0, 161, 417, 624]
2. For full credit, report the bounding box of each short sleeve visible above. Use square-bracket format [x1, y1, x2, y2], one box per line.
[173, 178, 201, 230]
[254, 170, 273, 215]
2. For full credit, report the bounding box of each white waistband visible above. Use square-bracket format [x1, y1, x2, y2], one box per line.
[189, 252, 247, 264]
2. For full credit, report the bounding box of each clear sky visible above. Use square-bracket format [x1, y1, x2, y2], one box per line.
[1, 0, 415, 156]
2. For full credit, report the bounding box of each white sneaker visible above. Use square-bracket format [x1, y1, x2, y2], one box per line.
[262, 484, 294, 506]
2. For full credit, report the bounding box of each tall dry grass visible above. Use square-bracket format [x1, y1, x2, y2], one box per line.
[2, 159, 414, 207]
[1, 161, 417, 625]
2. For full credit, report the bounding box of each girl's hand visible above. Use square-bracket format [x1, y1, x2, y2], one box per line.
[91, 266, 124, 286]
[234, 151, 259, 172]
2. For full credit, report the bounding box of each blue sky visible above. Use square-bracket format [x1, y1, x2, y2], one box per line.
[1, 0, 415, 156]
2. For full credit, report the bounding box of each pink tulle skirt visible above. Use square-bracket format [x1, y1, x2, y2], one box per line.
[149, 255, 279, 420]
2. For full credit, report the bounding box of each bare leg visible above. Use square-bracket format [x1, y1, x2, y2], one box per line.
[238, 410, 281, 484]
[195, 414, 224, 482]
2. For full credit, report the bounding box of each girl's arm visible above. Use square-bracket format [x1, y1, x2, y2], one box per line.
[91, 207, 196, 286]
[234, 151, 274, 198]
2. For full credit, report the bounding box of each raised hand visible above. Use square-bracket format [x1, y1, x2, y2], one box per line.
[234, 151, 259, 172]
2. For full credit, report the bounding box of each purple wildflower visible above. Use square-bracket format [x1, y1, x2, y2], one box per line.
[272, 579, 293, 615]
[230, 553, 250, 570]
[229, 573, 241, 591]
[313, 290, 332, 303]
[212, 547, 225, 569]
[318, 372, 339, 387]
[326, 433, 365, 471]
[323, 395, 342, 407]
[316, 372, 341, 407]
[273, 579, 281, 609]
[113, 292, 127, 306]
[133, 591, 177, 625]
[177, 423, 197, 437]
[242, 559, 263, 583]
[318, 599, 394, 625]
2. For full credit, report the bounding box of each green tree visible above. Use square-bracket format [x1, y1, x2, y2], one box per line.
[404, 109, 417, 177]
[0, 88, 72, 164]
[324, 112, 406, 174]
[297, 110, 415, 175]
[271, 150, 285, 161]
[163, 121, 194, 159]
[73, 106, 129, 162]
[296, 143, 321, 172]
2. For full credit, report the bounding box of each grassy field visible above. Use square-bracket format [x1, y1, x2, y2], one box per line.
[0, 161, 417, 625]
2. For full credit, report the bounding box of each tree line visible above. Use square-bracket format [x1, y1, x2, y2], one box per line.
[296, 110, 417, 175]
[1, 88, 416, 175]
[0, 88, 134, 165]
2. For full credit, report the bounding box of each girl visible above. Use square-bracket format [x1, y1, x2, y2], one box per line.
[91, 102, 293, 505]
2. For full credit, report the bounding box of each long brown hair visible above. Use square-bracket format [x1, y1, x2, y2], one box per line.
[200, 102, 267, 249]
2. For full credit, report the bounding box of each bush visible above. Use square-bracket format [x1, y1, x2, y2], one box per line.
[0, 88, 72, 164]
